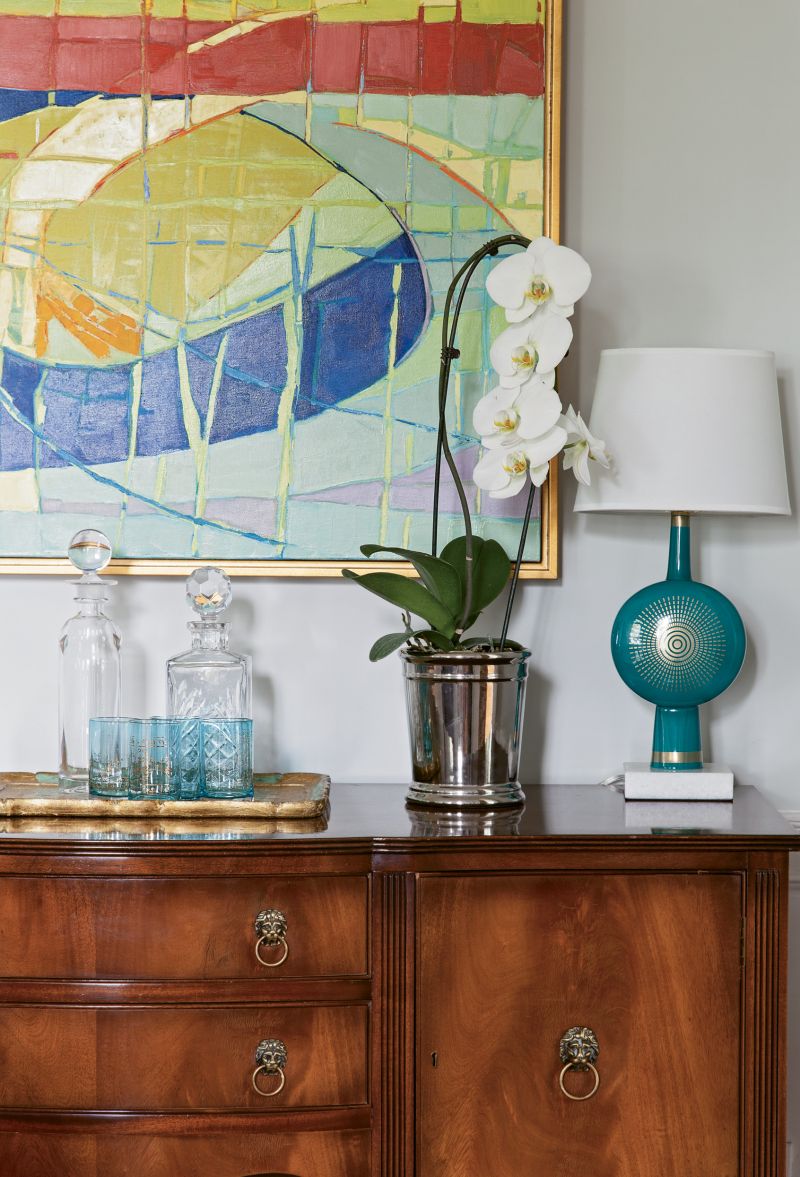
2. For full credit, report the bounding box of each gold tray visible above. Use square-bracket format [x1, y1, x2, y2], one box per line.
[0, 772, 330, 819]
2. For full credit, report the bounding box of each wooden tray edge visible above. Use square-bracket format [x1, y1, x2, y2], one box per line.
[0, 773, 331, 819]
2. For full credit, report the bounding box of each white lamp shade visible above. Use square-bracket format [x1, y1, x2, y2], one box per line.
[574, 348, 790, 514]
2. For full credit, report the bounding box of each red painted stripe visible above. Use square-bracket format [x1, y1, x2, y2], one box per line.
[0, 14, 544, 98]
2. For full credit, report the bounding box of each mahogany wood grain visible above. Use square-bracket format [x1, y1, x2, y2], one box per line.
[417, 871, 744, 1177]
[0, 1127, 371, 1177]
[0, 785, 795, 1177]
[0, 874, 368, 979]
[0, 1108, 370, 1134]
[0, 1004, 368, 1111]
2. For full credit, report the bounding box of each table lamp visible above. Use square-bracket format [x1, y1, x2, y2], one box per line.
[574, 348, 789, 799]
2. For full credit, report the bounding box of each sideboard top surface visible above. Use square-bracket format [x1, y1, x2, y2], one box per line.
[0, 783, 797, 850]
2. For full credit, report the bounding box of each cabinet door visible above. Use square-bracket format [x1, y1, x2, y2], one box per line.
[417, 873, 742, 1177]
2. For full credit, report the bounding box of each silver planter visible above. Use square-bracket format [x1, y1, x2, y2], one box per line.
[401, 648, 530, 808]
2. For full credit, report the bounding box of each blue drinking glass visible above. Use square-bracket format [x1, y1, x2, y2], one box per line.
[128, 718, 180, 800]
[88, 717, 135, 797]
[202, 718, 254, 799]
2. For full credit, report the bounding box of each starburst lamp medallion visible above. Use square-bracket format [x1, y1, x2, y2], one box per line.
[575, 349, 789, 800]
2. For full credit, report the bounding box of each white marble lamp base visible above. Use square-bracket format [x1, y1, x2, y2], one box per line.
[623, 763, 734, 801]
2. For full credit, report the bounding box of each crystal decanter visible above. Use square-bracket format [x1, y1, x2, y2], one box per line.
[58, 529, 122, 785]
[166, 566, 252, 721]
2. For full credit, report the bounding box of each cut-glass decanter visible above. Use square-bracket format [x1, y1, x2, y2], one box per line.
[166, 567, 252, 721]
[58, 529, 122, 785]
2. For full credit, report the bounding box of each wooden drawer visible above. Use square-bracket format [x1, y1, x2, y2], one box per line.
[0, 1127, 371, 1177]
[0, 1005, 368, 1111]
[0, 875, 368, 979]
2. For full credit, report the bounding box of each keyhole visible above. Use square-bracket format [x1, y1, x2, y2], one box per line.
[431, 1051, 438, 1067]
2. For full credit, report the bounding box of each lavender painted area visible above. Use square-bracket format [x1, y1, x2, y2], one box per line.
[291, 444, 539, 520]
[42, 499, 120, 517]
[293, 482, 384, 508]
[42, 497, 277, 535]
[390, 445, 536, 519]
[205, 498, 277, 533]
[480, 484, 539, 520]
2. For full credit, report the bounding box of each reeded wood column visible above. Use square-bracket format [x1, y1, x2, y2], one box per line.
[744, 858, 789, 1177]
[374, 871, 416, 1177]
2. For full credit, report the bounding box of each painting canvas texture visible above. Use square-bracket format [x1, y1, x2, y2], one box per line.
[0, 0, 550, 567]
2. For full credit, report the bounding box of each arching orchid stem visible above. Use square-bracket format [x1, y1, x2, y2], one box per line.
[430, 233, 530, 632]
[498, 479, 537, 650]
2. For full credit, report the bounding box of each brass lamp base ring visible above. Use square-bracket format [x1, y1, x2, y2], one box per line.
[559, 1062, 600, 1101]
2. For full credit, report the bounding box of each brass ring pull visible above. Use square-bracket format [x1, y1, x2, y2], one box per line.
[559, 1061, 600, 1101]
[255, 934, 289, 968]
[252, 1064, 286, 1097]
[252, 1038, 287, 1098]
[558, 1026, 600, 1102]
[254, 909, 289, 968]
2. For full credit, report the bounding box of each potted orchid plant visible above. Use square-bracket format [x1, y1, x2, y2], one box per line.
[343, 234, 608, 806]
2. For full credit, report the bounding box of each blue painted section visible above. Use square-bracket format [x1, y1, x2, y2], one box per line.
[0, 352, 37, 470]
[0, 236, 426, 471]
[0, 376, 282, 546]
[137, 350, 189, 458]
[296, 233, 426, 421]
[0, 89, 99, 121]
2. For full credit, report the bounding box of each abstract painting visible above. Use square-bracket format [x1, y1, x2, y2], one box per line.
[0, 0, 559, 574]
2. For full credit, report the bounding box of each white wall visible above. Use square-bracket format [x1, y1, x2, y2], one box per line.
[0, 0, 798, 1158]
[2, 0, 799, 804]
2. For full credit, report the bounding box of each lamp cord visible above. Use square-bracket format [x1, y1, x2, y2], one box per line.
[599, 773, 624, 794]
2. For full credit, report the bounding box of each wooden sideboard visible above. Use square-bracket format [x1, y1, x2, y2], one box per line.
[0, 783, 797, 1177]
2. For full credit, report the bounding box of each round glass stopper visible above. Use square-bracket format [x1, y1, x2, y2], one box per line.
[67, 529, 113, 575]
[186, 566, 232, 616]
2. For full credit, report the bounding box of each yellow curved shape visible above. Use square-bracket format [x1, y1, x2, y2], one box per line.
[44, 115, 335, 333]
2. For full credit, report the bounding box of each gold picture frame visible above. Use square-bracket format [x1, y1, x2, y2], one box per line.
[0, 0, 562, 579]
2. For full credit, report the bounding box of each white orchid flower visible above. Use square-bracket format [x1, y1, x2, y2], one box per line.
[561, 405, 611, 485]
[473, 423, 568, 499]
[486, 236, 592, 323]
[489, 312, 572, 388]
[473, 447, 529, 499]
[473, 378, 563, 450]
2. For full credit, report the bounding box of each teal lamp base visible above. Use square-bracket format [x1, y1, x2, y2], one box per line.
[612, 513, 746, 785]
[651, 705, 702, 771]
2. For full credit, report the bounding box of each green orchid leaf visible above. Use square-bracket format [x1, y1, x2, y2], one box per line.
[359, 544, 462, 616]
[440, 534, 484, 597]
[368, 632, 412, 662]
[440, 535, 511, 622]
[472, 538, 512, 612]
[342, 569, 457, 636]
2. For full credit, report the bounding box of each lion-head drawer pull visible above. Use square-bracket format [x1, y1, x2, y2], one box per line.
[252, 1038, 288, 1097]
[558, 1026, 600, 1101]
[254, 908, 289, 968]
